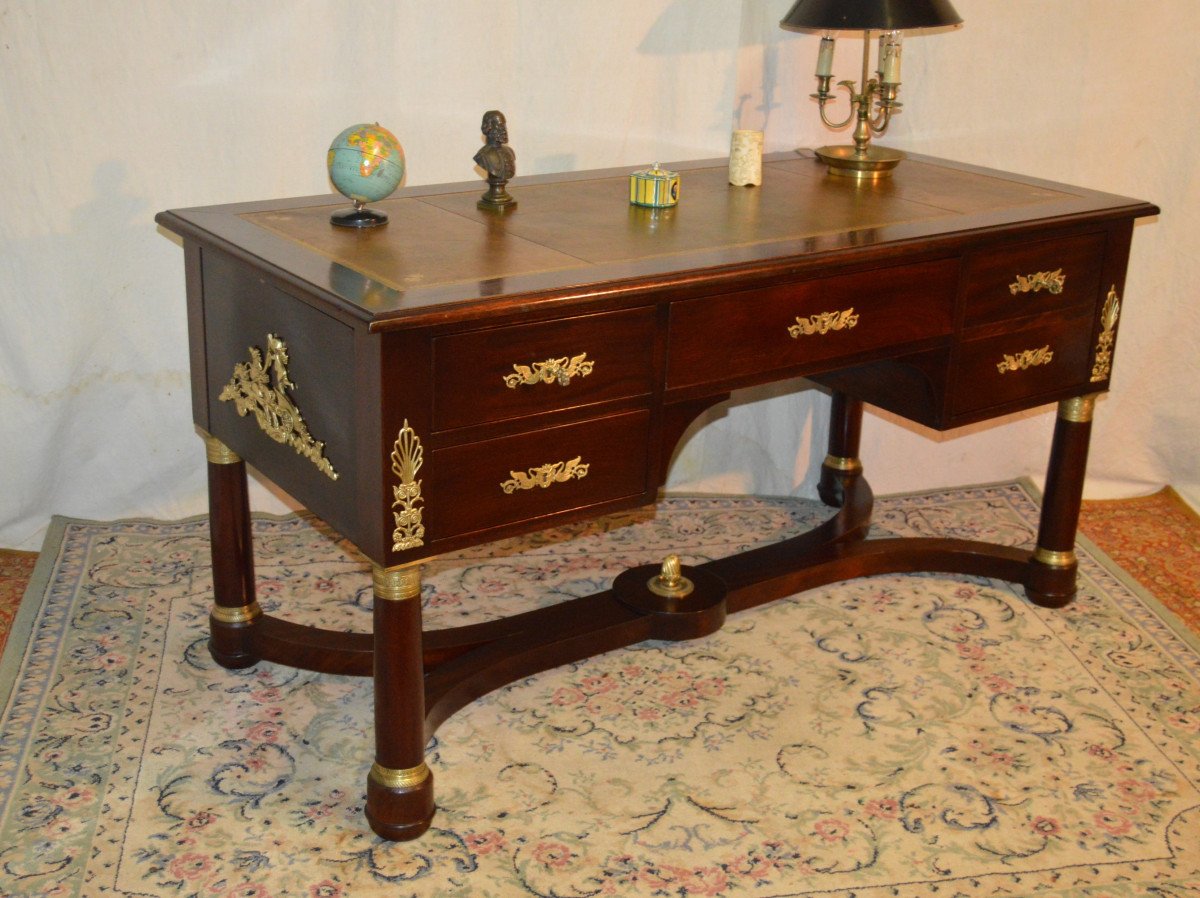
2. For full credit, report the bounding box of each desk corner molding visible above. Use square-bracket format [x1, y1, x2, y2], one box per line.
[218, 333, 339, 480]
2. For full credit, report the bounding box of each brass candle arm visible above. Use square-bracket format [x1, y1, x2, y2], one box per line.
[809, 29, 904, 180]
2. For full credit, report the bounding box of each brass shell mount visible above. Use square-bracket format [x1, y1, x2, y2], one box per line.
[648, 554, 694, 599]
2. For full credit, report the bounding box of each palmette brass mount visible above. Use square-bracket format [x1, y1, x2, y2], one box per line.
[218, 334, 338, 480]
[504, 353, 594, 388]
[501, 456, 589, 494]
[390, 421, 426, 552]
[1090, 287, 1120, 383]
[789, 308, 859, 338]
[996, 345, 1053, 374]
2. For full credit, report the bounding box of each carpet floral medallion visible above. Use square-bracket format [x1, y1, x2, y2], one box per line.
[1, 482, 1198, 898]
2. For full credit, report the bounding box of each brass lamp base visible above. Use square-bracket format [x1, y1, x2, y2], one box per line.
[816, 145, 904, 181]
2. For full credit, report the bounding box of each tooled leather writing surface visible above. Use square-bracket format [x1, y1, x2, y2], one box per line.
[239, 155, 1080, 320]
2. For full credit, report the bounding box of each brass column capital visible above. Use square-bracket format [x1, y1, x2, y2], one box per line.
[202, 431, 242, 465]
[372, 564, 422, 602]
[1058, 395, 1097, 424]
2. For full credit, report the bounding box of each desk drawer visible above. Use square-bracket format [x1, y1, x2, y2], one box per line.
[949, 306, 1094, 416]
[433, 308, 656, 432]
[962, 232, 1105, 326]
[667, 259, 957, 390]
[428, 410, 650, 538]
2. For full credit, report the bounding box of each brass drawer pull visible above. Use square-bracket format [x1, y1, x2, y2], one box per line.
[788, 308, 859, 338]
[503, 353, 594, 388]
[501, 456, 590, 493]
[1009, 269, 1065, 295]
[996, 345, 1054, 374]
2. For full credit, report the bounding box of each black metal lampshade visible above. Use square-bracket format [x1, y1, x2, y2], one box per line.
[780, 0, 962, 31]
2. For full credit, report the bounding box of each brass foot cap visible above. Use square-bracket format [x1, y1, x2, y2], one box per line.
[365, 765, 436, 842]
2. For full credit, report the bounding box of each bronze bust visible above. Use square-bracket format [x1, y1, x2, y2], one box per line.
[475, 110, 516, 210]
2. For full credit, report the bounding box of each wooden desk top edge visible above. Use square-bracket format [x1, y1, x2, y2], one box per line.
[156, 152, 1158, 332]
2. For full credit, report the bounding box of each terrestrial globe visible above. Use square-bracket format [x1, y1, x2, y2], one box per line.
[327, 123, 405, 227]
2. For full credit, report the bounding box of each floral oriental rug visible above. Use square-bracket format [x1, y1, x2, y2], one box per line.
[1, 482, 1198, 898]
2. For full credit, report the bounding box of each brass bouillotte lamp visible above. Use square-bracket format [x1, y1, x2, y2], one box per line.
[780, 0, 962, 180]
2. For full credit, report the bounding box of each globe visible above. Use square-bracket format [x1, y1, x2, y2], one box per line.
[327, 123, 405, 227]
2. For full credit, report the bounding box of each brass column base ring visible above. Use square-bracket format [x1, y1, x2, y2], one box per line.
[365, 762, 435, 842]
[208, 601, 263, 670]
[1026, 546, 1080, 609]
[210, 601, 263, 625]
[370, 761, 430, 790]
[1033, 547, 1077, 568]
[818, 454, 864, 508]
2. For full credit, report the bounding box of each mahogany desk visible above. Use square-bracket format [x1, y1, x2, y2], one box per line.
[157, 153, 1157, 840]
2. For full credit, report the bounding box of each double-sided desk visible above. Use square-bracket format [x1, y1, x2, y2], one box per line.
[157, 153, 1156, 840]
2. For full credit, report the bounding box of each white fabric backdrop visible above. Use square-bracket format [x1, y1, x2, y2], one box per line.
[1, 0, 1196, 551]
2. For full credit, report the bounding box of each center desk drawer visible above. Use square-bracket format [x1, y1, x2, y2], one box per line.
[667, 259, 957, 390]
[433, 307, 656, 432]
[428, 409, 651, 539]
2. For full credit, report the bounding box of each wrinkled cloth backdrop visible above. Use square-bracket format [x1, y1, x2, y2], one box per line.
[1, 0, 1195, 550]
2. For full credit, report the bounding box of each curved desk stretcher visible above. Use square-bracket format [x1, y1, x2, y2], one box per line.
[157, 152, 1157, 840]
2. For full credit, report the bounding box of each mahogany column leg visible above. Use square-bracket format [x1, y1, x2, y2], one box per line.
[365, 564, 435, 841]
[818, 392, 865, 508]
[203, 432, 261, 668]
[1026, 395, 1097, 608]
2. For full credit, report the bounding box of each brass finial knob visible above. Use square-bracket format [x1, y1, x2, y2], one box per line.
[648, 554, 694, 598]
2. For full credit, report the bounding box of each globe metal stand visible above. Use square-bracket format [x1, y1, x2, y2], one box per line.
[331, 200, 389, 229]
